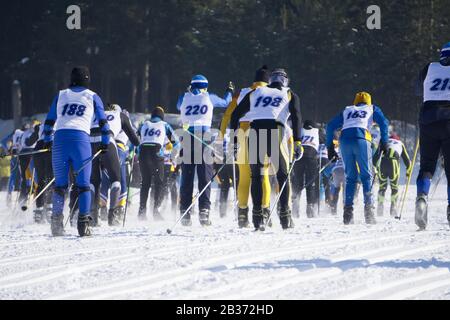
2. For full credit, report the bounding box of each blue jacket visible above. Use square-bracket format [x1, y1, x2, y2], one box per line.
[326, 104, 389, 147]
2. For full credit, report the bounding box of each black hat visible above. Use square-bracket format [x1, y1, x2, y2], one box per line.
[151, 106, 165, 120]
[303, 120, 318, 129]
[254, 65, 270, 83]
[70, 66, 90, 88]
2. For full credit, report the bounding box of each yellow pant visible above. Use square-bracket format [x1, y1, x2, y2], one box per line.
[236, 123, 271, 209]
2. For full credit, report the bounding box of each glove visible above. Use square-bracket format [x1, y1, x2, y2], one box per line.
[34, 125, 40, 134]
[294, 141, 304, 161]
[406, 165, 413, 178]
[327, 146, 338, 161]
[99, 134, 110, 153]
[226, 81, 235, 95]
[379, 141, 388, 155]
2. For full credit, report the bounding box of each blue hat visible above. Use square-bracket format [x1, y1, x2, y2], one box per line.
[440, 42, 450, 60]
[191, 74, 208, 89]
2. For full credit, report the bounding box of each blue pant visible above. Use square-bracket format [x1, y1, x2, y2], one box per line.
[340, 138, 373, 206]
[52, 130, 92, 216]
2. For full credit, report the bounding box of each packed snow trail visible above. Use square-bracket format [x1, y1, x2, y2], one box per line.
[0, 185, 449, 300]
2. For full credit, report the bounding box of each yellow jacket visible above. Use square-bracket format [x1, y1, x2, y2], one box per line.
[0, 156, 11, 178]
[219, 81, 268, 137]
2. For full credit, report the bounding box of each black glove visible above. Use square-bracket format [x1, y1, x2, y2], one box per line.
[99, 143, 109, 154]
[226, 81, 235, 95]
[327, 146, 338, 161]
[379, 141, 388, 155]
[43, 140, 52, 151]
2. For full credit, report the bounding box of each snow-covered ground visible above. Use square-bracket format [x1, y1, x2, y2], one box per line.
[0, 182, 449, 300]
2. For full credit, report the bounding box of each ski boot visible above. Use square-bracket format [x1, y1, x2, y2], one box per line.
[90, 208, 100, 227]
[100, 206, 108, 221]
[77, 215, 92, 237]
[415, 195, 428, 230]
[34, 208, 45, 224]
[377, 203, 384, 217]
[343, 206, 354, 225]
[263, 207, 272, 228]
[199, 209, 212, 226]
[238, 207, 249, 228]
[390, 205, 398, 218]
[138, 206, 147, 221]
[108, 207, 122, 226]
[51, 214, 65, 237]
[252, 209, 264, 231]
[279, 209, 294, 230]
[292, 199, 300, 218]
[153, 208, 164, 222]
[447, 205, 450, 228]
[364, 204, 377, 225]
[180, 209, 192, 226]
[306, 204, 315, 218]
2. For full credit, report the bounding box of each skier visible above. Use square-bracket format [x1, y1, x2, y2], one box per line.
[90, 103, 140, 226]
[231, 68, 303, 230]
[326, 91, 389, 225]
[26, 121, 54, 223]
[138, 106, 179, 221]
[415, 42, 450, 229]
[376, 134, 412, 217]
[177, 75, 233, 226]
[292, 120, 324, 218]
[220, 65, 271, 228]
[43, 66, 110, 237]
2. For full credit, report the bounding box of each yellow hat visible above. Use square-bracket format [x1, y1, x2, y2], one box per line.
[353, 92, 372, 106]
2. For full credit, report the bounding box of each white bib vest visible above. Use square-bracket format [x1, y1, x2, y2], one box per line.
[342, 104, 374, 131]
[301, 128, 319, 151]
[54, 89, 96, 134]
[20, 129, 35, 149]
[140, 120, 166, 146]
[387, 139, 403, 157]
[246, 87, 291, 124]
[423, 62, 450, 102]
[180, 92, 214, 127]
[115, 130, 129, 145]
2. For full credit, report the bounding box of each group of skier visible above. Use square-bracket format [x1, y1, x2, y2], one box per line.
[1, 41, 450, 237]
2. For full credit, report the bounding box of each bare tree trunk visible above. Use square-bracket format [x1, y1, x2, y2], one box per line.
[160, 71, 170, 110]
[130, 68, 138, 113]
[140, 61, 150, 113]
[12, 80, 22, 128]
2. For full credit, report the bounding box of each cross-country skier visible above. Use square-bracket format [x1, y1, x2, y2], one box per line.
[415, 42, 450, 229]
[43, 66, 110, 237]
[326, 91, 389, 225]
[231, 68, 303, 230]
[177, 75, 233, 226]
[221, 65, 271, 228]
[375, 134, 411, 217]
[292, 120, 324, 218]
[138, 106, 179, 221]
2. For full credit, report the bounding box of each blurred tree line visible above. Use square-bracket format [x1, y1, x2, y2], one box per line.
[0, 0, 449, 126]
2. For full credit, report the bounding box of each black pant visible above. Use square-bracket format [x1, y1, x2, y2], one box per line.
[292, 156, 319, 205]
[139, 145, 164, 210]
[249, 120, 290, 212]
[179, 133, 214, 211]
[18, 151, 32, 203]
[418, 120, 450, 189]
[378, 156, 400, 206]
[33, 141, 53, 208]
[91, 142, 122, 211]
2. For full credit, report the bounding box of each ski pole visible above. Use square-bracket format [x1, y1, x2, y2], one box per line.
[122, 150, 136, 227]
[396, 138, 420, 220]
[2, 149, 50, 158]
[64, 196, 79, 228]
[183, 129, 225, 162]
[167, 162, 227, 234]
[262, 158, 299, 231]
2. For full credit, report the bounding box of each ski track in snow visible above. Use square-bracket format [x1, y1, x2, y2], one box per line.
[0, 185, 449, 300]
